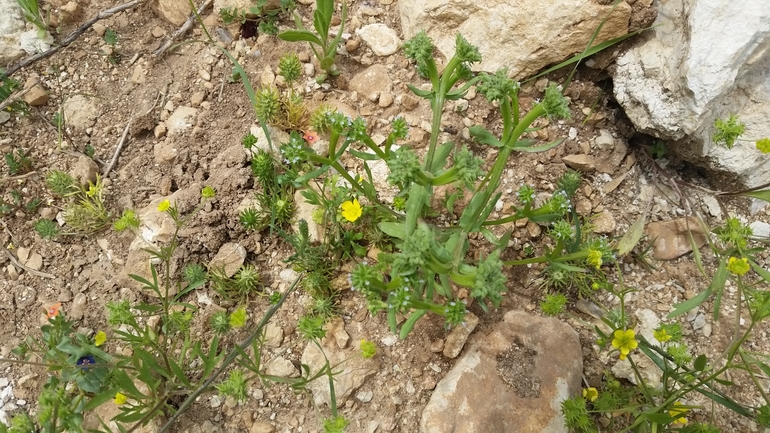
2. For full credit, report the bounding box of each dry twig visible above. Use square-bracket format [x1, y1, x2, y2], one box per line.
[2, 246, 56, 279]
[1, 0, 144, 79]
[103, 120, 131, 177]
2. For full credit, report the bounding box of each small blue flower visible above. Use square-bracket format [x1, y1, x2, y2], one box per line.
[76, 355, 96, 371]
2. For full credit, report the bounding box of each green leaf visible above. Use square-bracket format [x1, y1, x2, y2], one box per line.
[737, 189, 770, 203]
[294, 164, 331, 184]
[83, 387, 119, 412]
[168, 358, 192, 388]
[314, 0, 334, 41]
[469, 125, 502, 147]
[693, 354, 707, 371]
[430, 142, 454, 173]
[616, 210, 647, 256]
[399, 310, 427, 339]
[668, 257, 727, 319]
[512, 137, 565, 153]
[378, 222, 405, 239]
[278, 30, 323, 46]
[348, 149, 380, 161]
[406, 83, 433, 99]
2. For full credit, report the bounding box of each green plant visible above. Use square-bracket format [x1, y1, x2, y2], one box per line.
[294, 32, 621, 339]
[4, 148, 33, 175]
[219, 0, 295, 36]
[34, 218, 60, 239]
[540, 293, 567, 316]
[45, 170, 110, 235]
[279, 0, 348, 83]
[102, 28, 121, 64]
[0, 70, 26, 113]
[713, 114, 745, 149]
[15, 0, 47, 39]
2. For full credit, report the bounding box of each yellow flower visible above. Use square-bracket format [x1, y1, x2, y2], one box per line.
[582, 387, 598, 402]
[756, 138, 770, 154]
[612, 329, 638, 358]
[86, 184, 98, 197]
[727, 256, 750, 276]
[94, 331, 107, 347]
[587, 249, 602, 269]
[668, 401, 688, 425]
[157, 199, 171, 212]
[340, 198, 362, 222]
[114, 392, 127, 405]
[653, 328, 671, 343]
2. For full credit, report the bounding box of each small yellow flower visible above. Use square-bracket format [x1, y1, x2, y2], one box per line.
[587, 249, 602, 269]
[668, 401, 688, 425]
[727, 256, 750, 276]
[94, 331, 107, 347]
[86, 184, 98, 197]
[582, 387, 598, 402]
[654, 328, 671, 343]
[114, 392, 127, 405]
[612, 329, 638, 358]
[756, 138, 770, 154]
[157, 199, 171, 212]
[340, 198, 362, 222]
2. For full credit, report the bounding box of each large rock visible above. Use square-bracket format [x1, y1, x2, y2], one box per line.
[399, 0, 631, 79]
[613, 0, 770, 187]
[0, 0, 25, 64]
[420, 310, 582, 433]
[645, 217, 708, 261]
[151, 0, 192, 26]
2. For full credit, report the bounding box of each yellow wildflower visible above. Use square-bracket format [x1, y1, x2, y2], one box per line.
[157, 199, 171, 212]
[201, 186, 216, 198]
[94, 331, 107, 347]
[654, 328, 671, 343]
[727, 256, 750, 276]
[340, 198, 362, 222]
[612, 329, 638, 359]
[587, 249, 602, 269]
[114, 392, 127, 405]
[582, 387, 599, 402]
[668, 401, 688, 425]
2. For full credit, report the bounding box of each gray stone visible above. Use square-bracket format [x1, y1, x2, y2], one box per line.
[249, 124, 290, 158]
[349, 64, 392, 100]
[302, 338, 378, 408]
[250, 422, 276, 433]
[208, 243, 247, 278]
[70, 293, 88, 321]
[0, 0, 25, 64]
[594, 129, 614, 149]
[292, 188, 324, 243]
[263, 323, 284, 348]
[442, 312, 478, 359]
[62, 95, 99, 130]
[71, 155, 99, 187]
[151, 0, 192, 26]
[750, 221, 770, 239]
[358, 23, 401, 56]
[592, 211, 616, 234]
[613, 0, 770, 187]
[645, 217, 708, 260]
[562, 154, 596, 172]
[13, 286, 35, 309]
[421, 310, 582, 433]
[19, 30, 52, 55]
[165, 106, 198, 137]
[264, 356, 299, 378]
[400, 0, 630, 79]
[635, 309, 660, 347]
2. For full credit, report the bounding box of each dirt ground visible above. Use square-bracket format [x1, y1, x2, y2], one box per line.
[1, 1, 769, 432]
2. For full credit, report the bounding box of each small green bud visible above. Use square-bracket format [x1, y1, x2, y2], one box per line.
[543, 83, 571, 119]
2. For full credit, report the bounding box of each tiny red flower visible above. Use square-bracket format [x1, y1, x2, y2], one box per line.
[303, 130, 319, 144]
[45, 302, 62, 319]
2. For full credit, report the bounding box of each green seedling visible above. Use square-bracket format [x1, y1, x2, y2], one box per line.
[15, 0, 47, 39]
[4, 148, 33, 175]
[279, 0, 347, 83]
[103, 28, 121, 64]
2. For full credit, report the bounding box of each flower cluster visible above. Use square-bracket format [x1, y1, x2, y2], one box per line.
[517, 184, 536, 207]
[471, 251, 507, 309]
[727, 256, 750, 276]
[757, 137, 770, 153]
[387, 147, 422, 188]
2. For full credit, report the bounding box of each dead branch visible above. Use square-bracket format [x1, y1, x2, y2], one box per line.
[153, 0, 214, 57]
